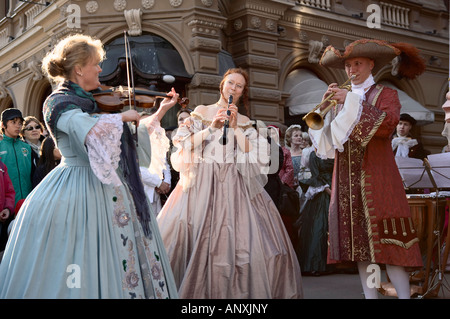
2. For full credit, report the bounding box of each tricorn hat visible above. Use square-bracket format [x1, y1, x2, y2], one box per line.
[319, 39, 425, 79]
[399, 113, 417, 126]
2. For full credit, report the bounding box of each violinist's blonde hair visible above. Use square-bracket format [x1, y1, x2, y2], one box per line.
[42, 34, 105, 83]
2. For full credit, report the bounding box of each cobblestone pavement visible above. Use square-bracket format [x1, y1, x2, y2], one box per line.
[301, 270, 450, 299]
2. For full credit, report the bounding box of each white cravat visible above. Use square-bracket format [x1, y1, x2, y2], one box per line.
[351, 74, 375, 101]
[392, 136, 418, 157]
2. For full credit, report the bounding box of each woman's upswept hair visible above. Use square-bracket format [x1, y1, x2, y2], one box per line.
[41, 34, 105, 83]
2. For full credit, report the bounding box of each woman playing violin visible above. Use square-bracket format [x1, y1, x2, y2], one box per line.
[0, 34, 178, 299]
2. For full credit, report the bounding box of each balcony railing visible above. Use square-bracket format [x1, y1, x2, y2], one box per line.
[297, 0, 410, 29]
[25, 2, 46, 29]
[380, 1, 410, 29]
[296, 0, 331, 11]
[0, 0, 48, 49]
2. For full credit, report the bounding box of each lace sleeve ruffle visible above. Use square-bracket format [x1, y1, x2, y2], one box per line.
[309, 91, 362, 159]
[85, 113, 123, 186]
[235, 127, 270, 198]
[170, 116, 204, 191]
[148, 123, 171, 180]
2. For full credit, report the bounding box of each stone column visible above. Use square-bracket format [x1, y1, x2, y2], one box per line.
[184, 1, 227, 107]
[225, 0, 292, 121]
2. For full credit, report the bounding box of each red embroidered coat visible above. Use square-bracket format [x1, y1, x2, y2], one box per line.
[327, 84, 422, 267]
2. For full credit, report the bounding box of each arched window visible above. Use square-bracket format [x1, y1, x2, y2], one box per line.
[284, 68, 328, 128]
[100, 33, 192, 128]
[100, 33, 191, 91]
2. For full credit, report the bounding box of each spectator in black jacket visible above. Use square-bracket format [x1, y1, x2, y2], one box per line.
[32, 137, 61, 188]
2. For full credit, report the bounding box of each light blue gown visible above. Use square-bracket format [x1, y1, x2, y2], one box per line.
[0, 108, 178, 298]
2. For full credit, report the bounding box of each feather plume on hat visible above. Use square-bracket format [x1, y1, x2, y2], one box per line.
[319, 39, 425, 80]
[390, 42, 426, 80]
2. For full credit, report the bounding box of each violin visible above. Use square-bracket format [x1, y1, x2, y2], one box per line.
[92, 85, 189, 113]
[96, 32, 190, 146]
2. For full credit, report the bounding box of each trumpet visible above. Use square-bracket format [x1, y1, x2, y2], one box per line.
[302, 75, 355, 130]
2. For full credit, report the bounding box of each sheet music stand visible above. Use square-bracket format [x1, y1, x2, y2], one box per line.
[395, 157, 435, 190]
[395, 153, 450, 298]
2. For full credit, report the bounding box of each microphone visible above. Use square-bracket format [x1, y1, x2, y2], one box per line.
[219, 95, 233, 145]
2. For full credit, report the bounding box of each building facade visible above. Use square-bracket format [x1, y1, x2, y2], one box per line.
[0, 0, 448, 152]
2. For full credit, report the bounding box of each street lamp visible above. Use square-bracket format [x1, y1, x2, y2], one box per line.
[11, 63, 20, 72]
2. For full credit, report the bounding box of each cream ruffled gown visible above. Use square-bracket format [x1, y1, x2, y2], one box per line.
[157, 111, 303, 299]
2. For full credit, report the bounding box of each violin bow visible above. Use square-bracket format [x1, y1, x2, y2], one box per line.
[124, 30, 139, 145]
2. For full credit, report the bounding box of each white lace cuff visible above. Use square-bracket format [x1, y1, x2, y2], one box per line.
[86, 113, 123, 186]
[149, 123, 171, 180]
[170, 118, 203, 191]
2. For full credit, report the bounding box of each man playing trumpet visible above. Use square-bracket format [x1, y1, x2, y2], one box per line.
[308, 39, 425, 299]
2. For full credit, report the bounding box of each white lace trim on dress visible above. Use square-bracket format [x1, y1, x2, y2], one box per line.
[148, 123, 171, 180]
[171, 116, 270, 197]
[85, 113, 123, 186]
[170, 118, 202, 191]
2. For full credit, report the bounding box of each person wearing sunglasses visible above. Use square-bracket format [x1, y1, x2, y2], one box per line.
[20, 116, 44, 176]
[20, 116, 45, 160]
